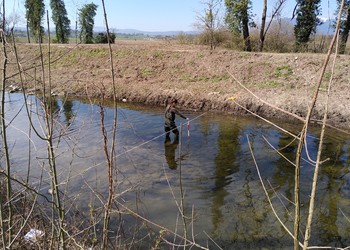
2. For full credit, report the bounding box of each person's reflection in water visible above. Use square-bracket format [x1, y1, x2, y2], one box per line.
[164, 137, 179, 170]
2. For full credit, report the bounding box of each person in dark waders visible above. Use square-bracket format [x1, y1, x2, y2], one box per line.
[164, 98, 189, 144]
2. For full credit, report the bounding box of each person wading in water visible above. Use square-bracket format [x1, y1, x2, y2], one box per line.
[164, 98, 188, 143]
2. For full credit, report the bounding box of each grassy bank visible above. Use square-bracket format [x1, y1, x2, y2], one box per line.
[7, 40, 350, 129]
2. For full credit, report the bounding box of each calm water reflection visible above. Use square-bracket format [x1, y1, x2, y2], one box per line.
[2, 93, 350, 249]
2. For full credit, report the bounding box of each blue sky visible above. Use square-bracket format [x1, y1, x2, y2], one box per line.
[7, 0, 337, 32]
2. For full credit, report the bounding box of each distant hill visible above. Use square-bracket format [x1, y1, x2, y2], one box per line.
[12, 18, 334, 39]
[280, 17, 335, 35]
[94, 27, 199, 36]
[107, 19, 334, 37]
[11, 27, 199, 41]
[316, 19, 335, 35]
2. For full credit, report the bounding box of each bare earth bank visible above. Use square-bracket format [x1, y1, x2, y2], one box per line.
[7, 40, 350, 130]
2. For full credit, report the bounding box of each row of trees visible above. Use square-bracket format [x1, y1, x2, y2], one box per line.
[337, 0, 350, 53]
[24, 0, 98, 44]
[21, 0, 350, 51]
[200, 0, 350, 53]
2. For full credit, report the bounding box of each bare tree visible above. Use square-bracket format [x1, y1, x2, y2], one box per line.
[1, 1, 13, 247]
[259, 0, 268, 52]
[259, 0, 288, 52]
[196, 0, 223, 50]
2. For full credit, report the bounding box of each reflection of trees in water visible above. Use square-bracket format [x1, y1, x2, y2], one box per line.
[344, 139, 350, 192]
[241, 167, 264, 239]
[39, 97, 74, 127]
[317, 136, 349, 245]
[63, 100, 74, 126]
[271, 132, 297, 222]
[41, 96, 60, 117]
[318, 178, 341, 245]
[231, 129, 287, 246]
[198, 114, 215, 147]
[210, 127, 294, 246]
[268, 132, 350, 246]
[211, 122, 241, 233]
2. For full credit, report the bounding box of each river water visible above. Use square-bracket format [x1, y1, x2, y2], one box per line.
[3, 93, 350, 249]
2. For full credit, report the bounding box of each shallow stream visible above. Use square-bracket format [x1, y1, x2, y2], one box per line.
[3, 93, 350, 249]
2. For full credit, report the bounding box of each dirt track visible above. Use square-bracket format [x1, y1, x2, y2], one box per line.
[7, 40, 350, 130]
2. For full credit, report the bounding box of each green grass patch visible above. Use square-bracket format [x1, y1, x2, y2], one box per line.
[180, 74, 194, 81]
[188, 60, 196, 66]
[172, 52, 182, 59]
[197, 53, 205, 59]
[53, 47, 109, 66]
[238, 53, 250, 59]
[86, 48, 108, 57]
[68, 47, 108, 58]
[140, 68, 155, 77]
[212, 74, 229, 82]
[114, 49, 131, 58]
[254, 80, 282, 88]
[181, 73, 229, 82]
[322, 71, 331, 82]
[51, 51, 79, 67]
[152, 51, 165, 59]
[274, 65, 293, 78]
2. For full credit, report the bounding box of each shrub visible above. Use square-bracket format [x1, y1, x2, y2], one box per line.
[94, 32, 116, 44]
[197, 29, 233, 48]
[263, 20, 295, 53]
[176, 32, 197, 45]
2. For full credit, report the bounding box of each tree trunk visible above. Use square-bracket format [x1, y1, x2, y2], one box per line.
[242, 15, 251, 51]
[26, 22, 31, 43]
[259, 0, 267, 52]
[339, 6, 350, 54]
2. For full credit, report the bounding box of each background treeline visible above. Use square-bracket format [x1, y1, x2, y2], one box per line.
[6, 0, 115, 44]
[4, 0, 350, 52]
[194, 0, 350, 54]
